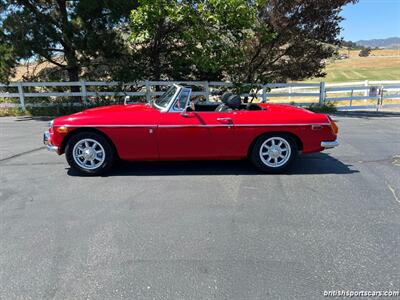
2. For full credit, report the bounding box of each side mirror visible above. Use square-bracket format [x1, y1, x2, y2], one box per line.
[180, 102, 195, 117]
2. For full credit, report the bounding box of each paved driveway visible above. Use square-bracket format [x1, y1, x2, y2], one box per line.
[1, 113, 399, 299]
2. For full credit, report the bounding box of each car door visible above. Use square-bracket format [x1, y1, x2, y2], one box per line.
[193, 111, 241, 158]
[226, 109, 270, 157]
[195, 108, 271, 159]
[157, 88, 217, 160]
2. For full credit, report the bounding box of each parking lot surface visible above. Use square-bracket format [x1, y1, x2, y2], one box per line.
[1, 113, 399, 299]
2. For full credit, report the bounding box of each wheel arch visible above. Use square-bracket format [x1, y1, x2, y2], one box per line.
[247, 131, 303, 158]
[60, 127, 119, 158]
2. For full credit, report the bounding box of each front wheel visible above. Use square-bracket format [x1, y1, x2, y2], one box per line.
[250, 134, 297, 173]
[65, 132, 116, 175]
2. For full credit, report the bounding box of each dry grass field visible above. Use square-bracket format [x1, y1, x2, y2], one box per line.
[322, 56, 400, 82]
[339, 48, 400, 58]
[284, 49, 400, 106]
[12, 58, 61, 81]
[305, 49, 400, 83]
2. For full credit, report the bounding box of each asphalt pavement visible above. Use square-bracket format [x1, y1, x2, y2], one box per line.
[0, 112, 399, 299]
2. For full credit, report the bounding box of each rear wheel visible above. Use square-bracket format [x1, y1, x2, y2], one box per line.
[66, 132, 115, 175]
[250, 133, 297, 173]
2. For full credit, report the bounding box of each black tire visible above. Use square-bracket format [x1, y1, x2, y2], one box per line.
[65, 132, 116, 176]
[250, 133, 298, 173]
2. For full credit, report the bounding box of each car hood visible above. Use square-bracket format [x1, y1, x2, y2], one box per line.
[79, 103, 154, 114]
[53, 103, 158, 126]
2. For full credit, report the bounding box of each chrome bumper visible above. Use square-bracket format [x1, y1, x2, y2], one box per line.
[321, 140, 339, 149]
[43, 132, 59, 152]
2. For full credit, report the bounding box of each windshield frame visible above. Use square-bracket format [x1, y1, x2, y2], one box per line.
[153, 84, 182, 112]
[169, 87, 192, 113]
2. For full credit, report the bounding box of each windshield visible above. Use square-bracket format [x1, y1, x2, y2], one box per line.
[154, 86, 177, 110]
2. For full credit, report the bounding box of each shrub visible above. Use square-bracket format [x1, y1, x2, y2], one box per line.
[307, 102, 337, 113]
[359, 48, 371, 57]
[0, 107, 27, 117]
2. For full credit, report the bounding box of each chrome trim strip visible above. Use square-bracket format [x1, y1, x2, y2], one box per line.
[56, 124, 158, 128]
[321, 140, 339, 149]
[56, 123, 330, 128]
[159, 124, 230, 128]
[160, 123, 330, 128]
[234, 123, 330, 127]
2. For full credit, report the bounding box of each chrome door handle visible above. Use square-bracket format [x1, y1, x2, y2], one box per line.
[217, 117, 233, 124]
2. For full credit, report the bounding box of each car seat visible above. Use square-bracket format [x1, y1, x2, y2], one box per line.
[216, 94, 241, 112]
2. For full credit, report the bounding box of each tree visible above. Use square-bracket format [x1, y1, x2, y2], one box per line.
[0, 32, 15, 82]
[231, 0, 358, 83]
[129, 0, 357, 84]
[129, 0, 260, 81]
[341, 40, 364, 50]
[0, 0, 137, 85]
[1, 0, 358, 86]
[359, 47, 371, 57]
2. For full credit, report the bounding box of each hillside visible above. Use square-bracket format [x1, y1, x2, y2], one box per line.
[356, 37, 400, 49]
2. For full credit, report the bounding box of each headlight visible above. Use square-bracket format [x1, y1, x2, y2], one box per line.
[48, 120, 54, 129]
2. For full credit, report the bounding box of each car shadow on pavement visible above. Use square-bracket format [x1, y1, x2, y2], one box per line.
[67, 153, 358, 177]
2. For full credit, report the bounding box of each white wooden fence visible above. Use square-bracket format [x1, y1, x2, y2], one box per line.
[1, 80, 400, 111]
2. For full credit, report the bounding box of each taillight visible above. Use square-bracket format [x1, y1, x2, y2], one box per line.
[331, 121, 338, 135]
[327, 116, 339, 135]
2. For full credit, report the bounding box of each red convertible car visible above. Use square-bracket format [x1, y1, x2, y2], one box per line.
[43, 84, 338, 175]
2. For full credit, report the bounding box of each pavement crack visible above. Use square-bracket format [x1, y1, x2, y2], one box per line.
[0, 147, 45, 164]
[386, 182, 400, 204]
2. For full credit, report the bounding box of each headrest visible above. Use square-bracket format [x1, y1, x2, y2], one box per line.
[221, 92, 233, 103]
[226, 94, 241, 109]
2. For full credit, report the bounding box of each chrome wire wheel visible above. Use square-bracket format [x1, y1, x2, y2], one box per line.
[259, 137, 291, 168]
[72, 138, 105, 170]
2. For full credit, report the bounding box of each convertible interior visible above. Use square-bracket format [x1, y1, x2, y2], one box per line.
[190, 93, 264, 112]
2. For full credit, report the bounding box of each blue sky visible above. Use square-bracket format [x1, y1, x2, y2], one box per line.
[340, 0, 400, 41]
